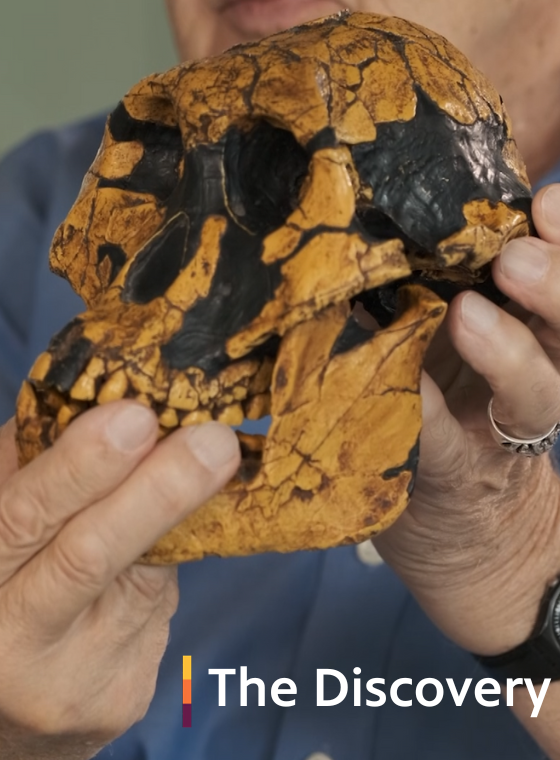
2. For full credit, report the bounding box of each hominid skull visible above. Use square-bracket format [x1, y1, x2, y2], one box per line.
[16, 11, 532, 563]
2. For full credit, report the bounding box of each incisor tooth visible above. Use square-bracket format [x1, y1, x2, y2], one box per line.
[98, 369, 129, 404]
[181, 409, 212, 427]
[168, 375, 199, 411]
[29, 353, 52, 383]
[70, 374, 96, 401]
[216, 403, 244, 426]
[159, 408, 179, 428]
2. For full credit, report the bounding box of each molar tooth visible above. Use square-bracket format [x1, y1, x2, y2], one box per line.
[98, 369, 129, 404]
[159, 408, 179, 429]
[180, 409, 213, 427]
[244, 393, 271, 420]
[85, 356, 106, 379]
[57, 403, 83, 432]
[168, 375, 199, 411]
[70, 373, 96, 401]
[106, 359, 124, 374]
[29, 352, 52, 383]
[232, 385, 248, 402]
[16, 381, 39, 418]
[216, 403, 244, 426]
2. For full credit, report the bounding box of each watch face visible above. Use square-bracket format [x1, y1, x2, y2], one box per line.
[552, 589, 560, 644]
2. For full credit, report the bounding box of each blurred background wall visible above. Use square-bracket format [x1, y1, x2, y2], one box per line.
[0, 0, 177, 158]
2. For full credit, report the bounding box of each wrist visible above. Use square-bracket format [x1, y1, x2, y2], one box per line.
[470, 463, 560, 657]
[407, 457, 560, 656]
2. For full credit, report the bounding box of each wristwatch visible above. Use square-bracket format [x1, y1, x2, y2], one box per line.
[475, 578, 560, 684]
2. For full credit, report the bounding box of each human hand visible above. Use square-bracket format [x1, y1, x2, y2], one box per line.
[0, 403, 239, 760]
[374, 184, 560, 658]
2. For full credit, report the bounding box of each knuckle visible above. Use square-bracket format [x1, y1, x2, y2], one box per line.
[125, 566, 171, 605]
[52, 529, 110, 592]
[17, 700, 126, 744]
[0, 483, 46, 552]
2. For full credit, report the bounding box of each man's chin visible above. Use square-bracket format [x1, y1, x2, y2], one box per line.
[219, 0, 348, 39]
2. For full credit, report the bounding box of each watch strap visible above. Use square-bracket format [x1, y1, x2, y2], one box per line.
[476, 636, 560, 684]
[474, 581, 560, 684]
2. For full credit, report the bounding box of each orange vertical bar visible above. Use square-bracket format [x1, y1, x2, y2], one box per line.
[183, 679, 192, 704]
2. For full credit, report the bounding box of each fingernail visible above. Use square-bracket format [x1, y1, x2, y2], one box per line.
[106, 404, 157, 452]
[541, 184, 560, 228]
[183, 422, 240, 470]
[461, 292, 500, 335]
[500, 239, 549, 284]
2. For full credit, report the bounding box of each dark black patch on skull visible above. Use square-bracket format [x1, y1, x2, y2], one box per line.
[122, 213, 190, 304]
[356, 207, 414, 245]
[151, 133, 286, 376]
[161, 217, 283, 374]
[306, 126, 338, 154]
[168, 143, 227, 220]
[356, 267, 507, 328]
[330, 313, 376, 357]
[44, 319, 93, 393]
[382, 438, 420, 496]
[224, 121, 308, 235]
[99, 101, 183, 202]
[97, 243, 127, 285]
[510, 195, 536, 235]
[47, 317, 85, 353]
[351, 87, 532, 254]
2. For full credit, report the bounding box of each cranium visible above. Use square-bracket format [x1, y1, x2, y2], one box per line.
[16, 11, 532, 563]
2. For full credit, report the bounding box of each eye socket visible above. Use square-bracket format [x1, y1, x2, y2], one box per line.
[224, 120, 309, 236]
[100, 101, 183, 202]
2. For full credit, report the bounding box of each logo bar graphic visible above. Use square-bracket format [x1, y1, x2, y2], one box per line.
[183, 656, 192, 728]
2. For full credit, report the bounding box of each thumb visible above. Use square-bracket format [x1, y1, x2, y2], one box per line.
[0, 419, 18, 484]
[417, 372, 468, 490]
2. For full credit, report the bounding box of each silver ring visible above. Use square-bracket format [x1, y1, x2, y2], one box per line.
[487, 398, 560, 457]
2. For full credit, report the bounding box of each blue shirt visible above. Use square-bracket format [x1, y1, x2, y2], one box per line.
[0, 117, 547, 759]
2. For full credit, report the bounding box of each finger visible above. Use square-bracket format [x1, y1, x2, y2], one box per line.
[449, 291, 560, 437]
[0, 401, 158, 584]
[492, 235, 560, 335]
[18, 422, 240, 634]
[532, 184, 560, 245]
[0, 419, 18, 484]
[416, 371, 468, 493]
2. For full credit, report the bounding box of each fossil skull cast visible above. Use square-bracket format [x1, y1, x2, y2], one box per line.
[16, 12, 532, 563]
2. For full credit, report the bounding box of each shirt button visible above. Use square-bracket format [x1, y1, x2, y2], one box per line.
[305, 754, 334, 760]
[356, 539, 384, 566]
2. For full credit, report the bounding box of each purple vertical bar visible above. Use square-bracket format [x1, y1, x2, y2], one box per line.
[183, 703, 192, 728]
